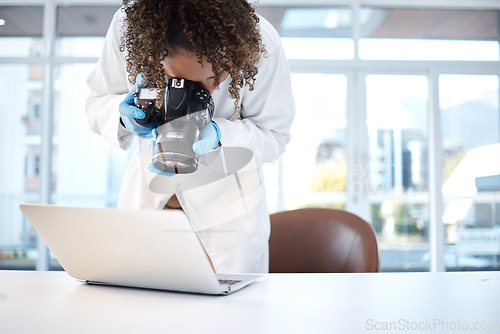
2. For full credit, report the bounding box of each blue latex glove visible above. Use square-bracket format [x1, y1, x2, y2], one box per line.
[118, 73, 154, 137]
[192, 122, 221, 155]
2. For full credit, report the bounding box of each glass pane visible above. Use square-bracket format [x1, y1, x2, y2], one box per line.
[265, 73, 347, 211]
[53, 64, 132, 208]
[440, 75, 500, 271]
[0, 6, 44, 57]
[56, 6, 119, 57]
[360, 8, 499, 61]
[256, 6, 353, 59]
[366, 75, 429, 271]
[0, 64, 43, 270]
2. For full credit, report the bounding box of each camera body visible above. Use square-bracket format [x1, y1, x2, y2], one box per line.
[134, 78, 214, 174]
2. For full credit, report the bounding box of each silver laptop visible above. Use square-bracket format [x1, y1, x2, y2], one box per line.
[19, 203, 260, 295]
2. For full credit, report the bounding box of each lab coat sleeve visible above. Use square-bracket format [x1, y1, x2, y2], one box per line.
[213, 20, 296, 166]
[85, 9, 134, 150]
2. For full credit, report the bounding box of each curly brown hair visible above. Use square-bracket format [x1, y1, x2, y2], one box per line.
[120, 0, 266, 110]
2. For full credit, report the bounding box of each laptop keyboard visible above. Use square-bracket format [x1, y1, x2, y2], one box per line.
[218, 279, 242, 286]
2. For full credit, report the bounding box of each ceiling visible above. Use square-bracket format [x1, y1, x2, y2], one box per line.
[0, 5, 498, 41]
[0, 5, 119, 37]
[365, 8, 499, 40]
[257, 7, 499, 40]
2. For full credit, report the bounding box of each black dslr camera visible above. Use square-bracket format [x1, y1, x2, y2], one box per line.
[134, 78, 215, 174]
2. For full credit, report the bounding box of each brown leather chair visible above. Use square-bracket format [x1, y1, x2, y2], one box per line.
[269, 208, 380, 273]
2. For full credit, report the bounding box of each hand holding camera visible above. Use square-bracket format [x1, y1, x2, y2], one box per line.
[118, 73, 157, 137]
[132, 76, 220, 175]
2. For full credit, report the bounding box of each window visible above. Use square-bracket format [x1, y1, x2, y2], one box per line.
[1, 0, 499, 272]
[366, 75, 429, 271]
[53, 64, 130, 208]
[265, 73, 348, 211]
[440, 75, 500, 270]
[257, 2, 499, 272]
[0, 3, 123, 270]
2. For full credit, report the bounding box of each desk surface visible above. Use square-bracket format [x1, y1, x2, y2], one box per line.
[0, 270, 499, 334]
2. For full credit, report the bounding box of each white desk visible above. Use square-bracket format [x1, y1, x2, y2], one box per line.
[0, 271, 499, 334]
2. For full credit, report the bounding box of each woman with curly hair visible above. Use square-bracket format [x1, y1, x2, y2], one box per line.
[86, 0, 295, 273]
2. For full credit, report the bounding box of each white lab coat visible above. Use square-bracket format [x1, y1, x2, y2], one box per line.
[85, 9, 295, 273]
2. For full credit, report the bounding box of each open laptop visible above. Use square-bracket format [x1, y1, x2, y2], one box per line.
[19, 203, 260, 295]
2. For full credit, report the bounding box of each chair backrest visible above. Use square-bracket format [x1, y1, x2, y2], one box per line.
[269, 208, 379, 273]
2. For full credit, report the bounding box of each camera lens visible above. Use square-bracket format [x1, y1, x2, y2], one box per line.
[152, 154, 197, 174]
[151, 120, 200, 174]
